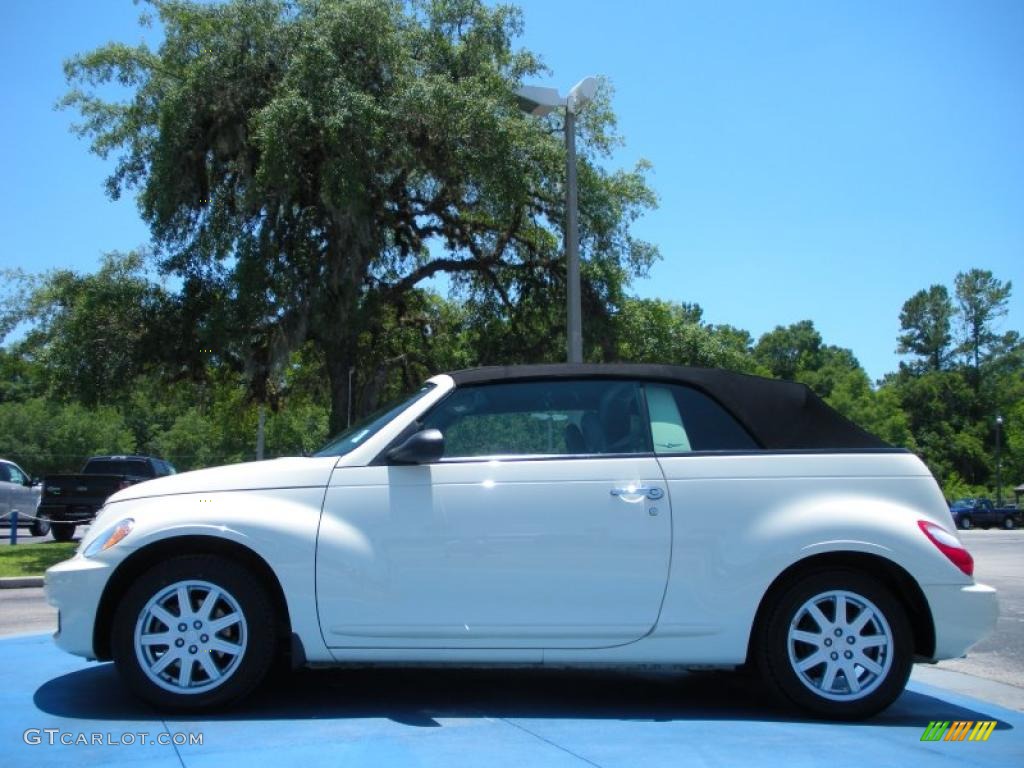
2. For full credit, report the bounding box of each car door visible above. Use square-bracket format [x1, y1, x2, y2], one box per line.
[979, 500, 996, 526]
[0, 463, 11, 520]
[5, 463, 34, 516]
[316, 378, 672, 649]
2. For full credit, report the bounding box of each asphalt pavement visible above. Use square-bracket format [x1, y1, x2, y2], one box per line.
[0, 588, 54, 636]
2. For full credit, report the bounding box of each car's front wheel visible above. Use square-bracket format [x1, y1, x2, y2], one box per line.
[1002, 516, 1016, 530]
[958, 515, 972, 530]
[757, 570, 912, 719]
[111, 555, 276, 710]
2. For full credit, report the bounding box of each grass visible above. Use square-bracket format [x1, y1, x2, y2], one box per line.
[0, 541, 78, 577]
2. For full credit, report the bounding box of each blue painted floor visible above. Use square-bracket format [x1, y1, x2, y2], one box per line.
[1, 632, 1021, 767]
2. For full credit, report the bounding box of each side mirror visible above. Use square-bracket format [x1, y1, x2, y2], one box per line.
[387, 429, 445, 465]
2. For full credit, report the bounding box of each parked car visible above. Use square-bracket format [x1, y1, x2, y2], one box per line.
[46, 364, 997, 719]
[0, 459, 48, 536]
[39, 456, 176, 542]
[949, 497, 1021, 530]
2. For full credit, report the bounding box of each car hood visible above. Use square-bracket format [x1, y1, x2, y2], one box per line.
[106, 456, 341, 503]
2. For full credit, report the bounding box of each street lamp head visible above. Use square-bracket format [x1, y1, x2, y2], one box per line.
[514, 84, 563, 117]
[567, 76, 599, 114]
[516, 76, 599, 116]
[996, 415, 1004, 426]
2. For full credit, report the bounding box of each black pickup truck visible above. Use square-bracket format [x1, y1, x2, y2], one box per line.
[39, 456, 176, 541]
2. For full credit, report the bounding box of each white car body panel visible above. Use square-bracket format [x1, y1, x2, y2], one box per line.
[45, 371, 997, 674]
[642, 453, 973, 664]
[317, 457, 670, 650]
[110, 456, 340, 501]
[0, 459, 38, 520]
[50, 485, 333, 662]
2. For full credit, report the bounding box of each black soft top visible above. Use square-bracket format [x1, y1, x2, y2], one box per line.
[448, 364, 890, 450]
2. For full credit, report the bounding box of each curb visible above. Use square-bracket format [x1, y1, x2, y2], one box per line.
[912, 664, 1024, 713]
[0, 576, 44, 589]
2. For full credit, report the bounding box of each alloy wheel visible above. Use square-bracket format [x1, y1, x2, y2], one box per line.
[134, 579, 248, 695]
[786, 589, 893, 702]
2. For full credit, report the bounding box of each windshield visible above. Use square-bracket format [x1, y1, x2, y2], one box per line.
[951, 498, 975, 509]
[313, 383, 436, 457]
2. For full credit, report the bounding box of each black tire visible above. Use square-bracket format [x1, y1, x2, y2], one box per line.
[1003, 516, 1016, 530]
[111, 554, 276, 710]
[958, 516, 972, 530]
[29, 514, 51, 538]
[51, 522, 75, 542]
[756, 569, 912, 720]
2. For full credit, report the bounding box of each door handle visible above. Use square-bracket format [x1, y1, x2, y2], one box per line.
[610, 486, 664, 500]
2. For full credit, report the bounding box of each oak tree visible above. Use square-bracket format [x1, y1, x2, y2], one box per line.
[62, 0, 657, 432]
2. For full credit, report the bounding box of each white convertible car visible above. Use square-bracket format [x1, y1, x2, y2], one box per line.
[46, 364, 997, 718]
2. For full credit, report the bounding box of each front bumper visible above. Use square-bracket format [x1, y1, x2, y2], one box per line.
[924, 581, 999, 660]
[44, 554, 116, 659]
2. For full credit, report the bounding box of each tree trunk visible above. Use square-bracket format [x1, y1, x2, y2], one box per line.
[318, 211, 377, 437]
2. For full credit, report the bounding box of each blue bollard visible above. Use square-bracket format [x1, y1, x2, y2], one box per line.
[8, 511, 17, 545]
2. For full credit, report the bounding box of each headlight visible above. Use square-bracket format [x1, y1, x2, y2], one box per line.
[83, 518, 134, 558]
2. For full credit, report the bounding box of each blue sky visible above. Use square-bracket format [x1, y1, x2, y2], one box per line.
[1, 0, 1021, 380]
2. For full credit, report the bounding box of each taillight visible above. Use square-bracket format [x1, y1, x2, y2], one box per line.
[918, 520, 974, 576]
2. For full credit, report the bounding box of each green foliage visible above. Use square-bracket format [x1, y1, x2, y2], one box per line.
[0, 397, 135, 475]
[940, 474, 995, 505]
[611, 298, 762, 373]
[0, 252, 166, 406]
[445, 413, 561, 456]
[897, 285, 954, 372]
[955, 269, 1012, 372]
[754, 320, 823, 380]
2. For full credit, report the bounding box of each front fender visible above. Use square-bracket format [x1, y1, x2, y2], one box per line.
[94, 486, 330, 662]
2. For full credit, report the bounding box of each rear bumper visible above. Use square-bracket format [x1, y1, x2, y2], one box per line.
[924, 582, 999, 660]
[44, 555, 115, 659]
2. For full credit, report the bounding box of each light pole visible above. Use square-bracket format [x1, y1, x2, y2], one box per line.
[516, 77, 599, 364]
[347, 366, 355, 428]
[996, 415, 1004, 507]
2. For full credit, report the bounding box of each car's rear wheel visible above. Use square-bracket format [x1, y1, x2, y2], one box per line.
[29, 514, 50, 537]
[111, 555, 276, 710]
[958, 516, 972, 530]
[1003, 516, 1016, 530]
[757, 570, 912, 719]
[51, 522, 75, 542]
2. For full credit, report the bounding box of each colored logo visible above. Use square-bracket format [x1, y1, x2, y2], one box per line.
[920, 720, 997, 742]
